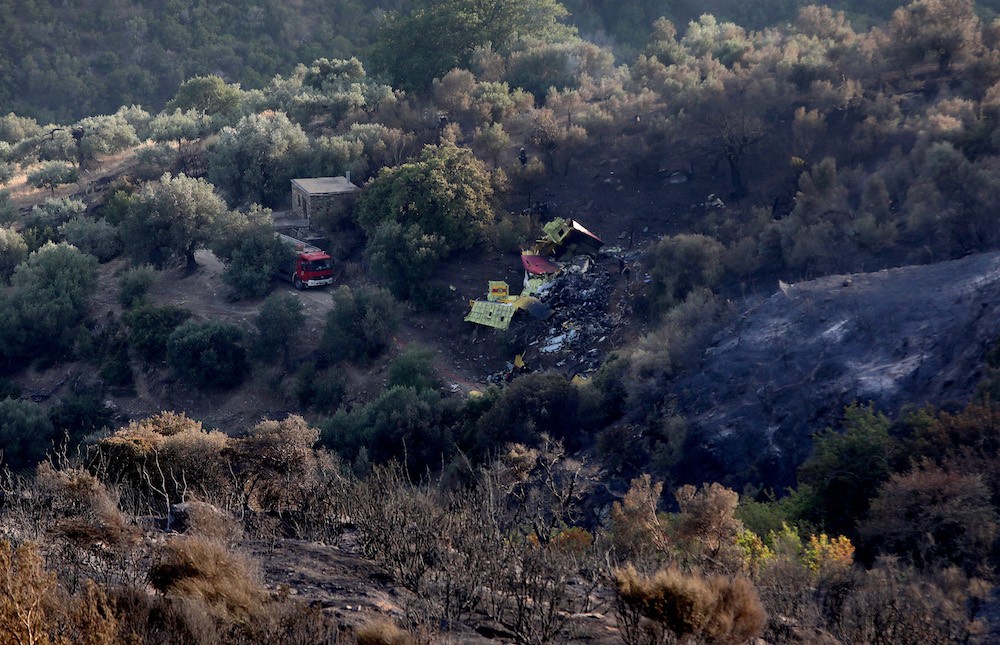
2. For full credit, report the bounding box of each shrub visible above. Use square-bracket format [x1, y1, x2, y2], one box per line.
[0, 190, 15, 225]
[321, 285, 399, 363]
[123, 305, 190, 363]
[149, 535, 265, 623]
[25, 196, 86, 229]
[0, 226, 27, 283]
[648, 234, 725, 312]
[26, 161, 78, 194]
[388, 344, 439, 392]
[49, 381, 115, 442]
[59, 216, 122, 262]
[355, 620, 415, 645]
[118, 265, 158, 308]
[166, 320, 247, 388]
[613, 564, 765, 645]
[255, 293, 305, 365]
[0, 398, 56, 471]
[220, 232, 288, 300]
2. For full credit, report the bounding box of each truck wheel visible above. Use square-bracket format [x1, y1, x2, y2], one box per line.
[293, 276, 304, 290]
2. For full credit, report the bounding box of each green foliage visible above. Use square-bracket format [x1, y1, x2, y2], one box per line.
[167, 320, 247, 389]
[0, 190, 15, 225]
[73, 113, 139, 167]
[320, 386, 447, 475]
[208, 112, 309, 207]
[49, 381, 115, 442]
[26, 197, 87, 230]
[357, 142, 496, 297]
[123, 305, 191, 364]
[118, 265, 158, 309]
[474, 371, 587, 455]
[149, 110, 209, 147]
[364, 221, 449, 299]
[132, 144, 178, 182]
[649, 234, 725, 312]
[58, 217, 121, 262]
[797, 403, 895, 537]
[0, 398, 55, 471]
[0, 378, 19, 400]
[166, 75, 244, 117]
[372, 0, 575, 90]
[321, 285, 399, 363]
[212, 206, 288, 300]
[388, 344, 440, 392]
[254, 293, 305, 365]
[26, 162, 78, 193]
[293, 363, 346, 413]
[0, 226, 27, 283]
[119, 173, 230, 270]
[0, 242, 98, 363]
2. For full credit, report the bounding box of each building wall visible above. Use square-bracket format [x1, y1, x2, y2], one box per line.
[306, 192, 357, 229]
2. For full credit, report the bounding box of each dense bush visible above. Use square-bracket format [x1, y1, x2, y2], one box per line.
[255, 293, 305, 366]
[0, 242, 98, 363]
[648, 234, 725, 313]
[0, 398, 56, 471]
[59, 216, 122, 262]
[321, 285, 399, 363]
[166, 321, 247, 388]
[123, 305, 191, 363]
[117, 265, 158, 308]
[0, 226, 27, 283]
[388, 344, 439, 392]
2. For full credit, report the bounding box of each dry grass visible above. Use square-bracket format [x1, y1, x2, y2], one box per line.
[149, 535, 265, 623]
[614, 564, 766, 644]
[354, 620, 415, 645]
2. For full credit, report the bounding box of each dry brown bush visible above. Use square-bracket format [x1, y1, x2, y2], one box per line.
[354, 620, 415, 645]
[613, 564, 765, 645]
[148, 535, 265, 623]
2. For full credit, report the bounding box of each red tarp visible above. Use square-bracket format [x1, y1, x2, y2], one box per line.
[521, 254, 561, 275]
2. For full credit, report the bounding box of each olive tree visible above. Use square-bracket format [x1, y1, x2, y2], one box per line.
[119, 173, 230, 271]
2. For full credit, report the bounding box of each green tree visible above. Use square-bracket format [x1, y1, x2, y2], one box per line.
[0, 242, 98, 363]
[649, 234, 725, 312]
[73, 114, 139, 168]
[118, 265, 158, 309]
[474, 122, 510, 167]
[254, 292, 305, 367]
[0, 190, 15, 225]
[321, 285, 399, 363]
[27, 161, 78, 194]
[358, 141, 496, 278]
[119, 173, 230, 271]
[797, 404, 896, 537]
[0, 227, 27, 283]
[122, 305, 191, 363]
[149, 109, 209, 149]
[211, 206, 288, 300]
[58, 217, 121, 262]
[372, 0, 575, 89]
[208, 112, 309, 207]
[0, 399, 56, 471]
[166, 75, 243, 117]
[166, 320, 247, 388]
[388, 344, 440, 391]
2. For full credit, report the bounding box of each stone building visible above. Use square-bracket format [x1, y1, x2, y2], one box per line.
[290, 176, 360, 226]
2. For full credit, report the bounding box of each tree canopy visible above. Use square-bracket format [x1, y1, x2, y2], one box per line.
[372, 0, 576, 89]
[119, 173, 230, 271]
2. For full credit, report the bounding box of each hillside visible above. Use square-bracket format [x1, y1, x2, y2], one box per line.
[678, 252, 1000, 487]
[5, 0, 1000, 642]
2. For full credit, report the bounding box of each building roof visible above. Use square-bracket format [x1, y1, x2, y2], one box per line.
[291, 176, 360, 195]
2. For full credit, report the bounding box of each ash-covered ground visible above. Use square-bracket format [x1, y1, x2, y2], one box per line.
[676, 252, 1000, 488]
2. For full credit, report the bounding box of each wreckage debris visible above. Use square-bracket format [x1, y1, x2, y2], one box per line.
[464, 217, 637, 380]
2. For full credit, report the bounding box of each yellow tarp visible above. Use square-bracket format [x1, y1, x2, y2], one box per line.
[465, 301, 516, 330]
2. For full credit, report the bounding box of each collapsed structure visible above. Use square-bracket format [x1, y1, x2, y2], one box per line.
[464, 217, 638, 382]
[465, 217, 604, 332]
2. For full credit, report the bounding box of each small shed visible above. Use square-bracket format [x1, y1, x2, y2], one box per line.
[290, 176, 360, 225]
